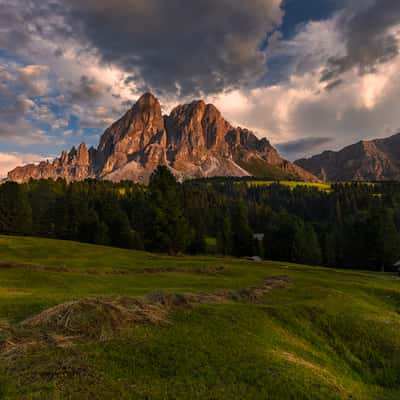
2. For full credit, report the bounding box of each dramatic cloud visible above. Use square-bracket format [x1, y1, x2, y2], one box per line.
[65, 75, 110, 104]
[61, 0, 284, 96]
[0, 61, 65, 146]
[0, 1, 70, 55]
[0, 95, 42, 144]
[211, 15, 400, 160]
[276, 137, 334, 159]
[321, 0, 400, 85]
[17, 65, 50, 96]
[1, 0, 400, 166]
[269, 17, 345, 80]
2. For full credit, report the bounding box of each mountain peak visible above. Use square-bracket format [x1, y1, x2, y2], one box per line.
[135, 92, 160, 107]
[295, 134, 400, 181]
[7, 93, 318, 183]
[131, 92, 163, 120]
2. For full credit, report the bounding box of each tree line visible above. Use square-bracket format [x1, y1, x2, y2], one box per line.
[1, 166, 400, 271]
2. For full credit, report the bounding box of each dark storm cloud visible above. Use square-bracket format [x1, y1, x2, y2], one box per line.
[321, 0, 400, 84]
[0, 1, 31, 51]
[61, 0, 283, 96]
[0, 95, 57, 145]
[0, 0, 72, 54]
[66, 75, 110, 104]
[277, 137, 334, 157]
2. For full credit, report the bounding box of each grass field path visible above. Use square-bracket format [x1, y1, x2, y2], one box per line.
[0, 236, 399, 399]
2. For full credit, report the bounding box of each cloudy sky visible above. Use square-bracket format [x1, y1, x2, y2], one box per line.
[0, 0, 400, 175]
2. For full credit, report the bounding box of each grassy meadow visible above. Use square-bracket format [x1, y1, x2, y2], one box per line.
[247, 180, 332, 193]
[245, 180, 332, 192]
[0, 235, 399, 399]
[244, 180, 379, 193]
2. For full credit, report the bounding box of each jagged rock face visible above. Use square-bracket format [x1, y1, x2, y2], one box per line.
[166, 101, 231, 161]
[295, 133, 400, 182]
[8, 93, 318, 183]
[8, 143, 94, 183]
[98, 92, 167, 176]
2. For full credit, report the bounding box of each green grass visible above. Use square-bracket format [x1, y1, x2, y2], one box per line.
[245, 180, 380, 193]
[246, 180, 332, 192]
[0, 235, 399, 399]
[236, 159, 294, 180]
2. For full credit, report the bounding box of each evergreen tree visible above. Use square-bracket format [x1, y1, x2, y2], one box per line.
[324, 227, 344, 268]
[28, 180, 57, 236]
[217, 216, 233, 256]
[146, 166, 189, 254]
[231, 202, 253, 257]
[294, 223, 322, 265]
[108, 209, 143, 250]
[78, 209, 109, 245]
[0, 182, 32, 235]
[1, 176, 399, 271]
[264, 211, 297, 262]
[376, 209, 400, 271]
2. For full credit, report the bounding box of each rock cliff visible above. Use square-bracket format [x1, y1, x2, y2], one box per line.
[295, 133, 400, 181]
[8, 93, 317, 183]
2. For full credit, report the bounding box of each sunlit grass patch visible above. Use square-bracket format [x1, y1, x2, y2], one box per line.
[0, 236, 399, 399]
[246, 180, 332, 192]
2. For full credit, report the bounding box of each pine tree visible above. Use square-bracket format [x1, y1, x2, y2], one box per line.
[376, 209, 400, 271]
[231, 202, 253, 257]
[78, 209, 109, 245]
[297, 223, 322, 265]
[146, 166, 190, 254]
[217, 216, 233, 256]
[0, 182, 32, 235]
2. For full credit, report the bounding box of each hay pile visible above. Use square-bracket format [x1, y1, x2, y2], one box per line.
[1, 276, 290, 357]
[21, 297, 169, 341]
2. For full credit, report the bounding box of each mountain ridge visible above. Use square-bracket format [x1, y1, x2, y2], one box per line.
[295, 132, 400, 181]
[8, 93, 318, 183]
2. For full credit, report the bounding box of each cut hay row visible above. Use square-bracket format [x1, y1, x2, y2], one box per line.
[0, 276, 291, 359]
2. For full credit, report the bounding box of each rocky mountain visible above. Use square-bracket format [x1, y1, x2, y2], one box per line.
[295, 133, 400, 181]
[8, 93, 317, 183]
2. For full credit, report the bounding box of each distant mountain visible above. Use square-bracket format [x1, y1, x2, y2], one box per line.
[295, 133, 400, 181]
[8, 93, 317, 183]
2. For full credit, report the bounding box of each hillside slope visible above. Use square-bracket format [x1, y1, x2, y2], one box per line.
[295, 133, 400, 181]
[8, 93, 317, 183]
[0, 236, 399, 399]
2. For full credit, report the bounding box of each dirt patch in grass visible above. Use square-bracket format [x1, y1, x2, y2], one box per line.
[273, 350, 343, 393]
[0, 260, 230, 275]
[1, 276, 291, 358]
[86, 264, 229, 275]
[275, 350, 323, 373]
[0, 261, 68, 273]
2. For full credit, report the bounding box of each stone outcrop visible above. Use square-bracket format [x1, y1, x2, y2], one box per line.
[8, 93, 318, 183]
[8, 143, 96, 183]
[295, 133, 400, 181]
